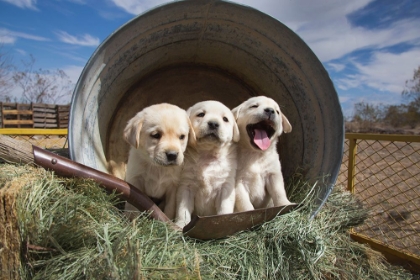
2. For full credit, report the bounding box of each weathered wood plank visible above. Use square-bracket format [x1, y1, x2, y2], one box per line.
[3, 120, 34, 125]
[2, 110, 33, 115]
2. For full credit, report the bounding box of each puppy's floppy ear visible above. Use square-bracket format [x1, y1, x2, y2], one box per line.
[186, 105, 194, 117]
[281, 113, 292, 134]
[123, 113, 144, 148]
[187, 117, 197, 147]
[232, 121, 240, 142]
[231, 104, 242, 121]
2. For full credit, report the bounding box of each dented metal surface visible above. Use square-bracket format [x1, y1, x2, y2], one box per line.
[69, 0, 344, 216]
[183, 204, 298, 240]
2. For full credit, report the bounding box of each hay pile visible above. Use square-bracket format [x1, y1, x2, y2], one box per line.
[0, 163, 412, 279]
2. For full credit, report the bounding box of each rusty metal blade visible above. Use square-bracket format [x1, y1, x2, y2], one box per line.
[183, 203, 299, 240]
[32, 145, 174, 225]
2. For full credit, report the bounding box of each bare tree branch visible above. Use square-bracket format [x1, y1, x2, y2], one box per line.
[0, 45, 16, 100]
[12, 55, 73, 104]
[402, 66, 420, 103]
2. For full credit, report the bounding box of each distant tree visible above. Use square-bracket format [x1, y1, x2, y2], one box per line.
[12, 55, 73, 104]
[350, 102, 386, 132]
[348, 66, 420, 132]
[0, 45, 15, 100]
[398, 66, 420, 128]
[402, 66, 420, 104]
[352, 102, 384, 123]
[402, 66, 420, 112]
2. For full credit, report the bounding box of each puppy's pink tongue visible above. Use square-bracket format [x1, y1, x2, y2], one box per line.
[254, 129, 271, 150]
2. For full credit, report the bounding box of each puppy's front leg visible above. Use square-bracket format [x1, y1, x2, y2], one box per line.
[163, 187, 177, 220]
[217, 183, 235, 215]
[234, 181, 255, 212]
[267, 173, 292, 206]
[175, 186, 194, 228]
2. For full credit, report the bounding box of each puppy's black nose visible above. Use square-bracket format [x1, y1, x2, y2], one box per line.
[264, 107, 275, 116]
[208, 121, 219, 130]
[166, 151, 178, 162]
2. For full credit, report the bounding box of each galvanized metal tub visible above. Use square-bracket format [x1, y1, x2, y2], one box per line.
[69, 0, 344, 214]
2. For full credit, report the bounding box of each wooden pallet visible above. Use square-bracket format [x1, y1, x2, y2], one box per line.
[0, 102, 70, 128]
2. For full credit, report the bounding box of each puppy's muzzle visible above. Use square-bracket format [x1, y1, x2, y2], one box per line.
[264, 107, 275, 119]
[204, 120, 221, 139]
[208, 121, 219, 130]
[165, 151, 178, 163]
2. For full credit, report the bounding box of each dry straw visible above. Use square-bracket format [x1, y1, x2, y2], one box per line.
[0, 164, 412, 279]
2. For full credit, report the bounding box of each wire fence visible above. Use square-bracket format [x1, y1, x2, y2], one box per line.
[0, 129, 68, 149]
[337, 133, 420, 272]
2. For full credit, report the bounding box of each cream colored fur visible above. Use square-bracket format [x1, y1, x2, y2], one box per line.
[232, 96, 292, 212]
[175, 100, 239, 227]
[123, 103, 195, 220]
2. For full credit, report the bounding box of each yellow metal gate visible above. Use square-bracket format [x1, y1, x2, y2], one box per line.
[338, 133, 420, 272]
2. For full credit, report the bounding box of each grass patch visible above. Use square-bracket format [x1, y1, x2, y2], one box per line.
[0, 164, 411, 279]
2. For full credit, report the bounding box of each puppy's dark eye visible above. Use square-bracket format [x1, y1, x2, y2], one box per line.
[223, 117, 229, 122]
[197, 112, 205, 117]
[151, 133, 161, 139]
[276, 110, 280, 114]
[179, 134, 185, 140]
[250, 105, 258, 108]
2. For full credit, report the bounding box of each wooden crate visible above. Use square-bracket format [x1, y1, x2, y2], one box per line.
[0, 103, 70, 128]
[0, 103, 33, 128]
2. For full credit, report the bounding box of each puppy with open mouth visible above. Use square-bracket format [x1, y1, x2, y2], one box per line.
[123, 103, 196, 220]
[175, 100, 240, 227]
[232, 96, 293, 212]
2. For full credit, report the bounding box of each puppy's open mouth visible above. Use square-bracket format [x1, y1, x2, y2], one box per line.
[246, 121, 275, 151]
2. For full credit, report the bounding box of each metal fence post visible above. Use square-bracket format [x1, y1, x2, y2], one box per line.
[347, 136, 357, 194]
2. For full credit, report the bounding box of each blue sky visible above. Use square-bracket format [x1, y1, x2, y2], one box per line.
[1, 0, 420, 117]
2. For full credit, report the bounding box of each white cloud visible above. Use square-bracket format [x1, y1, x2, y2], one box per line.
[338, 95, 352, 104]
[230, 1, 420, 63]
[0, 34, 15, 44]
[0, 28, 49, 44]
[337, 75, 363, 91]
[56, 31, 100, 47]
[110, 0, 168, 15]
[327, 63, 345, 72]
[355, 49, 420, 93]
[233, 0, 373, 31]
[67, 0, 85, 4]
[0, 0, 37, 9]
[59, 65, 84, 103]
[337, 48, 420, 94]
[62, 65, 84, 85]
[302, 18, 420, 62]
[15, 49, 27, 56]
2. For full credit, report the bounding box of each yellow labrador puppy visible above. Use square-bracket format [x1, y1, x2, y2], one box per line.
[175, 101, 240, 227]
[232, 96, 292, 212]
[124, 103, 195, 219]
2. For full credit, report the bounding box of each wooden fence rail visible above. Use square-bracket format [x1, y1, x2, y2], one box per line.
[0, 102, 70, 129]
